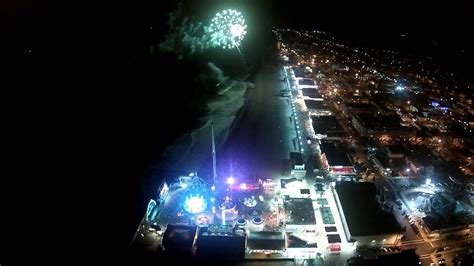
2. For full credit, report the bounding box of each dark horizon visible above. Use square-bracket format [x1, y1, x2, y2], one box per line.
[8, 1, 472, 84]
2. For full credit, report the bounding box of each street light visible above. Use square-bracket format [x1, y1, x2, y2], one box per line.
[226, 177, 235, 185]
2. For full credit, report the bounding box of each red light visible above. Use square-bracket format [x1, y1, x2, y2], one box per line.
[229, 183, 259, 190]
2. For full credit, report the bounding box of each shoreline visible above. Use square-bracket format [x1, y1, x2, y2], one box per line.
[145, 80, 252, 193]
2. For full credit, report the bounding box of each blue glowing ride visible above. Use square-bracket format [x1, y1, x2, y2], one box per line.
[179, 175, 211, 214]
[183, 194, 207, 214]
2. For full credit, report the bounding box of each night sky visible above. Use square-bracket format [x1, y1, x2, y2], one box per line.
[4, 0, 471, 263]
[8, 1, 472, 80]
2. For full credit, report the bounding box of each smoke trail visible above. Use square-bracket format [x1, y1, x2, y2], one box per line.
[207, 62, 254, 95]
[158, 3, 210, 59]
[208, 62, 229, 84]
[157, 3, 248, 93]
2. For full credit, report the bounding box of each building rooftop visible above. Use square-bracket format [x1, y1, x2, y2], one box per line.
[196, 227, 246, 258]
[290, 152, 304, 165]
[320, 140, 352, 167]
[312, 116, 345, 136]
[372, 94, 397, 113]
[344, 102, 377, 110]
[302, 88, 323, 98]
[298, 78, 316, 86]
[422, 214, 453, 232]
[162, 224, 197, 252]
[284, 198, 316, 225]
[293, 67, 305, 78]
[287, 233, 310, 248]
[305, 100, 330, 111]
[448, 122, 472, 139]
[335, 182, 402, 237]
[247, 231, 285, 250]
[384, 144, 406, 156]
[347, 249, 420, 266]
[424, 192, 472, 230]
[354, 113, 402, 131]
[377, 249, 420, 265]
[373, 155, 391, 169]
[280, 177, 303, 189]
[405, 144, 437, 165]
[416, 126, 441, 137]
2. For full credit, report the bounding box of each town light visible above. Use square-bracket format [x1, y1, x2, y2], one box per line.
[226, 177, 235, 185]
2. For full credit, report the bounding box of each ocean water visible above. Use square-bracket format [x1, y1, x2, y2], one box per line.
[144, 80, 252, 192]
